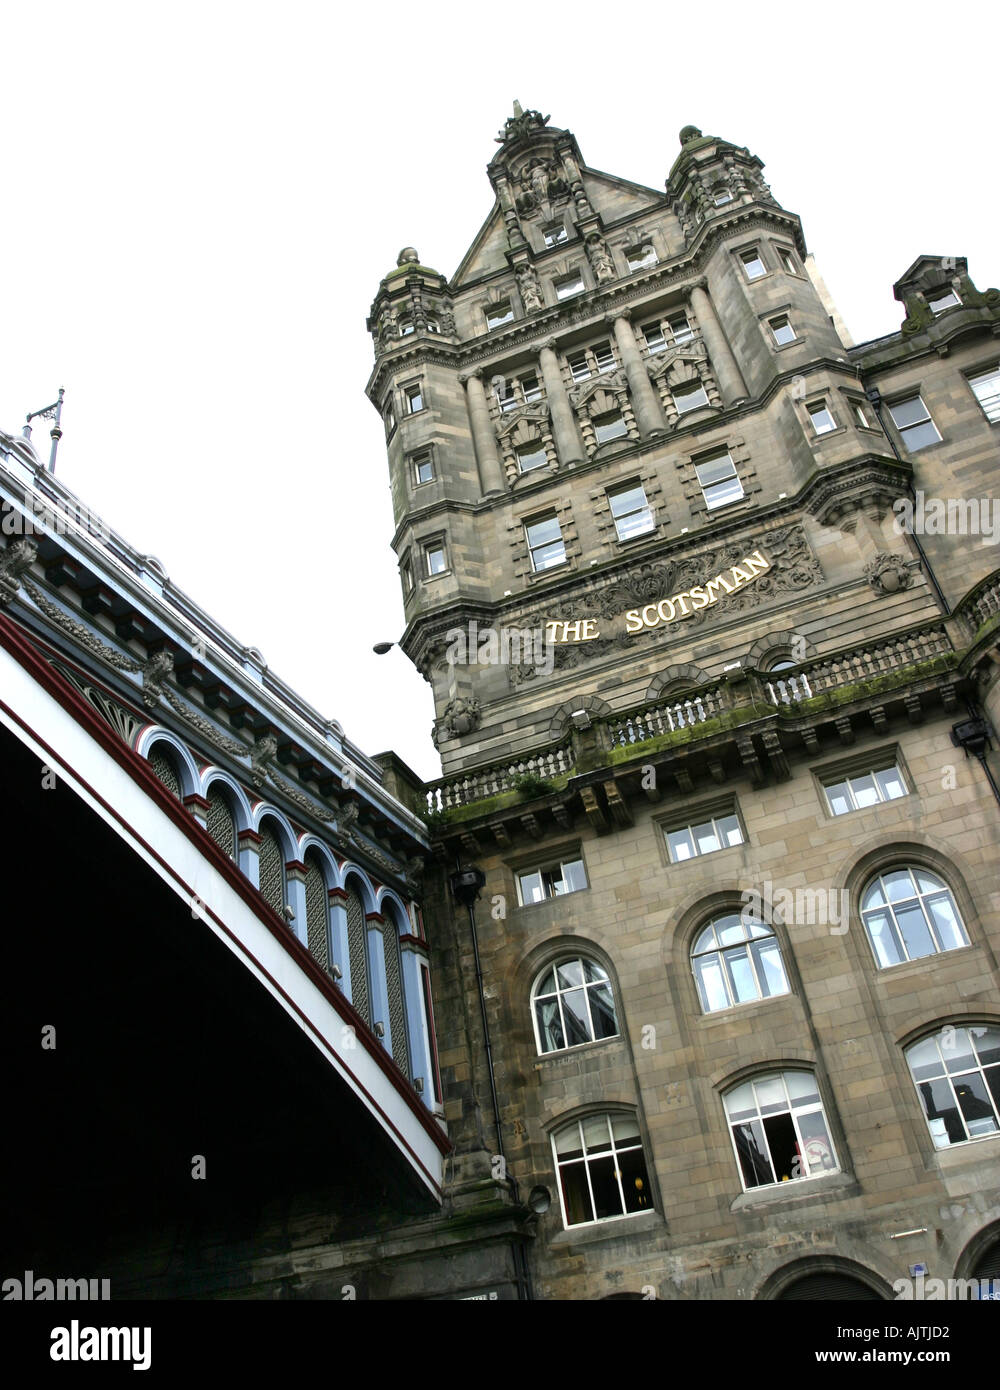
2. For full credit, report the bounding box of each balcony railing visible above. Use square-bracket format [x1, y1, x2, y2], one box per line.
[426, 743, 573, 813]
[606, 686, 725, 748]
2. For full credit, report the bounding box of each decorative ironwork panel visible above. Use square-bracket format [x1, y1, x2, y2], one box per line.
[346, 888, 370, 1025]
[206, 785, 237, 860]
[304, 856, 330, 973]
[383, 915, 410, 1076]
[258, 823, 285, 916]
[149, 748, 181, 799]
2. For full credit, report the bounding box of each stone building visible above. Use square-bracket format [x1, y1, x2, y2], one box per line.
[367, 107, 1000, 1298]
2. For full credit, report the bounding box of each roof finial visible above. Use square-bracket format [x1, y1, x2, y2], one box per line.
[512, 99, 523, 118]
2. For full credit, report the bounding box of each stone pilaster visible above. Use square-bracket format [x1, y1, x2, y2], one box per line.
[691, 279, 748, 404]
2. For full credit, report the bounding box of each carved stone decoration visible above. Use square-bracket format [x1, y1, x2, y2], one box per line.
[865, 552, 913, 597]
[512, 156, 569, 218]
[585, 233, 615, 285]
[433, 696, 482, 744]
[0, 539, 37, 605]
[268, 766, 336, 823]
[160, 685, 247, 759]
[495, 105, 551, 146]
[250, 733, 278, 788]
[23, 578, 141, 672]
[141, 650, 174, 708]
[515, 263, 544, 313]
[49, 660, 145, 746]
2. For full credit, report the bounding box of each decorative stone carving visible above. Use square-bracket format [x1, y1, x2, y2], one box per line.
[433, 696, 482, 743]
[865, 552, 913, 596]
[512, 157, 569, 217]
[250, 733, 278, 788]
[141, 650, 174, 708]
[585, 234, 615, 285]
[0, 539, 37, 605]
[495, 105, 551, 146]
[515, 263, 544, 312]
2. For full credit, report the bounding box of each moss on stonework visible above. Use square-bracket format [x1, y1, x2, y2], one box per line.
[973, 613, 1000, 644]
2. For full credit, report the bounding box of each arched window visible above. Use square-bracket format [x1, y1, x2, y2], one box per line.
[531, 957, 618, 1054]
[905, 1025, 1000, 1149]
[860, 867, 969, 968]
[724, 1070, 838, 1190]
[691, 912, 789, 1013]
[552, 1113, 652, 1227]
[257, 819, 287, 919]
[303, 851, 330, 973]
[148, 744, 182, 799]
[345, 881, 371, 1026]
[205, 783, 237, 860]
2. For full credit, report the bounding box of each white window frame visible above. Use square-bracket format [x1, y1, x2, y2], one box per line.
[691, 911, 790, 1014]
[860, 867, 970, 969]
[555, 271, 585, 300]
[905, 1026, 1000, 1150]
[887, 395, 941, 451]
[525, 514, 566, 572]
[515, 439, 548, 473]
[530, 955, 617, 1056]
[567, 340, 617, 382]
[777, 246, 798, 275]
[928, 288, 961, 314]
[397, 315, 414, 337]
[485, 300, 514, 330]
[517, 857, 587, 905]
[724, 1071, 839, 1192]
[552, 1113, 653, 1229]
[694, 449, 744, 510]
[404, 383, 424, 415]
[822, 763, 907, 816]
[593, 411, 628, 446]
[626, 243, 658, 271]
[713, 187, 733, 207]
[424, 542, 447, 577]
[808, 400, 837, 435]
[665, 811, 744, 864]
[769, 314, 796, 346]
[740, 248, 767, 280]
[668, 312, 694, 344]
[411, 449, 434, 485]
[673, 380, 710, 414]
[543, 222, 568, 247]
[401, 556, 414, 593]
[608, 483, 654, 542]
[968, 366, 1000, 423]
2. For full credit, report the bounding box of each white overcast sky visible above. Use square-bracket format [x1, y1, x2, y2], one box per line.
[3, 1, 996, 782]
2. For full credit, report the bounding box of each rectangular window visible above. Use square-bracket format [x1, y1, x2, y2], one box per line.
[516, 440, 548, 473]
[517, 857, 587, 905]
[713, 188, 733, 206]
[808, 401, 837, 434]
[425, 315, 440, 333]
[695, 450, 744, 509]
[486, 300, 514, 330]
[823, 763, 907, 816]
[626, 243, 658, 270]
[593, 340, 616, 373]
[525, 515, 566, 572]
[777, 247, 798, 274]
[665, 811, 743, 863]
[412, 450, 434, 484]
[555, 272, 584, 300]
[669, 313, 694, 344]
[609, 484, 654, 541]
[740, 248, 766, 280]
[968, 366, 1000, 423]
[643, 322, 666, 353]
[928, 288, 961, 313]
[593, 412, 628, 446]
[888, 395, 941, 451]
[853, 401, 871, 429]
[568, 350, 591, 382]
[522, 373, 542, 403]
[383, 399, 396, 434]
[398, 316, 414, 336]
[769, 314, 796, 346]
[424, 544, 447, 576]
[673, 381, 710, 413]
[543, 223, 568, 247]
[401, 558, 414, 593]
[405, 384, 424, 414]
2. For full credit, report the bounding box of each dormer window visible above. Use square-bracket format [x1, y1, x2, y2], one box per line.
[398, 316, 415, 336]
[712, 187, 733, 206]
[543, 222, 568, 247]
[928, 288, 961, 314]
[486, 300, 515, 330]
[626, 243, 658, 271]
[425, 316, 440, 333]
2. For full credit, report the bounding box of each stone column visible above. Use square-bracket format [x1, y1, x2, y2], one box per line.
[539, 340, 584, 465]
[691, 279, 748, 405]
[366, 912, 390, 1049]
[609, 311, 666, 437]
[460, 370, 506, 496]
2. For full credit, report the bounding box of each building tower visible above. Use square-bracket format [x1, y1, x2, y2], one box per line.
[367, 108, 1000, 1300]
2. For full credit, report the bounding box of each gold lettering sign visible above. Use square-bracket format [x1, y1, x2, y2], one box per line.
[545, 550, 771, 643]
